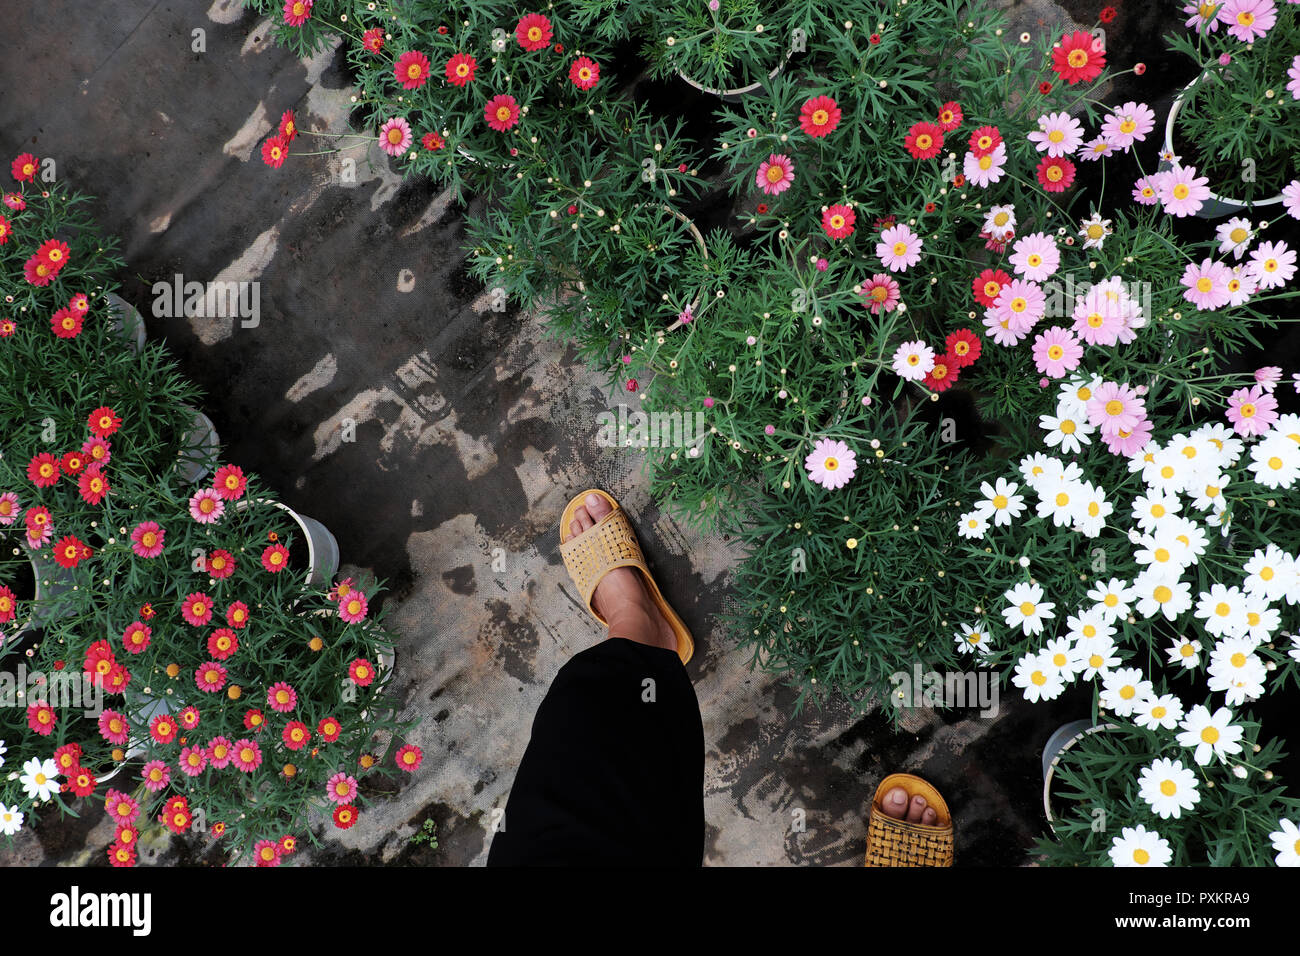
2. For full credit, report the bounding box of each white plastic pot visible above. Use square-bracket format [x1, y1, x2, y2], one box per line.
[1162, 76, 1286, 219]
[104, 292, 147, 352]
[1042, 720, 1119, 829]
[175, 407, 220, 484]
[676, 53, 789, 102]
[234, 498, 340, 588]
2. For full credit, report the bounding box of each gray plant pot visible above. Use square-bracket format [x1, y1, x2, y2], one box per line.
[1162, 77, 1286, 220]
[676, 54, 788, 102]
[235, 498, 340, 588]
[175, 407, 220, 484]
[104, 292, 147, 352]
[1042, 720, 1119, 828]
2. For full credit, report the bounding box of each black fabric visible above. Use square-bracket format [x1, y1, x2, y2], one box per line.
[486, 637, 705, 866]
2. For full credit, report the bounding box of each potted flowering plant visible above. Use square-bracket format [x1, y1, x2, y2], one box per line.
[1165, 0, 1300, 212]
[0, 163, 420, 866]
[644, 0, 798, 99]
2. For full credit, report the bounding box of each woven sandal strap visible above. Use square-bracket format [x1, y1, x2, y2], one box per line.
[559, 507, 648, 621]
[865, 811, 955, 867]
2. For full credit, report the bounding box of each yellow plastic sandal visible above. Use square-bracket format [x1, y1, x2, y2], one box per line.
[558, 489, 694, 665]
[864, 773, 955, 867]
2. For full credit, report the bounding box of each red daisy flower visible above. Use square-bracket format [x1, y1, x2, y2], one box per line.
[121, 621, 152, 654]
[182, 591, 215, 626]
[1051, 31, 1106, 86]
[268, 681, 298, 712]
[261, 135, 289, 169]
[484, 94, 520, 132]
[1039, 81, 1053, 95]
[1099, 6, 1117, 25]
[140, 602, 155, 621]
[317, 716, 342, 742]
[515, 13, 553, 51]
[206, 548, 236, 579]
[64, 767, 97, 797]
[945, 329, 982, 367]
[87, 406, 122, 437]
[282, 721, 310, 751]
[261, 542, 291, 573]
[36, 239, 71, 270]
[104, 664, 130, 694]
[569, 57, 600, 90]
[83, 639, 115, 680]
[179, 706, 201, 731]
[394, 50, 431, 90]
[244, 709, 267, 733]
[395, 744, 423, 773]
[1036, 155, 1076, 192]
[333, 804, 359, 830]
[0, 317, 15, 336]
[23, 255, 57, 286]
[348, 658, 376, 687]
[952, 174, 966, 187]
[53, 743, 81, 772]
[972, 268, 1013, 308]
[422, 132, 445, 152]
[67, 293, 89, 313]
[60, 450, 87, 475]
[161, 803, 192, 834]
[4, 193, 26, 211]
[904, 121, 944, 160]
[194, 660, 228, 693]
[99, 710, 130, 746]
[78, 467, 110, 505]
[226, 600, 250, 629]
[11, 153, 38, 182]
[279, 835, 298, 855]
[445, 52, 476, 86]
[82, 435, 111, 465]
[821, 204, 856, 240]
[212, 463, 246, 500]
[361, 27, 384, 54]
[51, 307, 83, 338]
[278, 109, 298, 143]
[115, 823, 139, 847]
[924, 201, 937, 213]
[799, 96, 840, 138]
[936, 101, 963, 131]
[53, 535, 91, 569]
[254, 839, 281, 866]
[233, 739, 263, 772]
[27, 452, 60, 488]
[208, 627, 239, 660]
[149, 713, 178, 745]
[107, 842, 137, 868]
[282, 0, 312, 27]
[869, 32, 881, 44]
[968, 125, 1002, 157]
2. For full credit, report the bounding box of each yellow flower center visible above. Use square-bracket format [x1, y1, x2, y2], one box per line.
[1153, 585, 1173, 603]
[1160, 780, 1177, 796]
[1019, 601, 1037, 616]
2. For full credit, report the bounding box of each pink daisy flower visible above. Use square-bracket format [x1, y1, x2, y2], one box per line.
[231, 739, 262, 773]
[130, 521, 165, 558]
[188, 488, 224, 524]
[1255, 366, 1283, 391]
[1282, 180, 1300, 219]
[877, 224, 923, 272]
[1181, 258, 1234, 311]
[1159, 164, 1210, 217]
[1133, 175, 1160, 205]
[1076, 137, 1115, 162]
[962, 142, 1007, 188]
[207, 736, 234, 769]
[1288, 54, 1300, 100]
[755, 154, 794, 195]
[1032, 327, 1083, 379]
[804, 438, 857, 490]
[1226, 266, 1258, 306]
[181, 592, 215, 627]
[1028, 111, 1084, 157]
[253, 840, 282, 867]
[178, 745, 208, 777]
[1009, 232, 1060, 282]
[378, 117, 412, 157]
[860, 274, 900, 314]
[226, 600, 251, 629]
[1087, 381, 1147, 436]
[194, 661, 227, 694]
[268, 681, 298, 712]
[1072, 287, 1126, 346]
[1247, 240, 1297, 290]
[1183, 0, 1221, 31]
[141, 760, 171, 793]
[326, 771, 359, 804]
[104, 789, 140, 826]
[993, 278, 1046, 332]
[1226, 385, 1279, 437]
[0, 492, 19, 526]
[821, 204, 856, 240]
[1218, 0, 1276, 42]
[81, 436, 112, 467]
[1100, 102, 1155, 150]
[1101, 417, 1154, 457]
[282, 0, 313, 28]
[982, 310, 1029, 347]
[338, 590, 369, 623]
[98, 709, 130, 747]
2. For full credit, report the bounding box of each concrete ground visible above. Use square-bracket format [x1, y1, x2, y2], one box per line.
[1, 0, 1179, 866]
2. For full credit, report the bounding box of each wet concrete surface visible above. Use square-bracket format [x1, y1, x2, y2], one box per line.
[0, 0, 1129, 865]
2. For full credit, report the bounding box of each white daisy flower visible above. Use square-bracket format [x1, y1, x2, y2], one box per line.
[1143, 446, 1193, 496]
[1018, 452, 1057, 491]
[1131, 491, 1181, 533]
[1208, 638, 1267, 705]
[1036, 480, 1085, 529]
[1241, 593, 1280, 645]
[1187, 473, 1230, 512]
[1176, 704, 1245, 766]
[1243, 544, 1293, 603]
[1041, 411, 1093, 455]
[1134, 693, 1184, 730]
[953, 621, 993, 657]
[19, 757, 60, 803]
[957, 509, 989, 539]
[891, 340, 935, 381]
[1132, 570, 1193, 621]
[1270, 819, 1300, 867]
[1138, 757, 1201, 819]
[1215, 217, 1254, 260]
[1132, 530, 1190, 581]
[1249, 434, 1300, 489]
[1109, 824, 1173, 867]
[1012, 650, 1066, 702]
[1002, 581, 1056, 636]
[1071, 482, 1113, 538]
[1195, 583, 1249, 639]
[0, 804, 22, 837]
[1057, 375, 1104, 419]
[1042, 636, 1080, 683]
[1127, 440, 1162, 476]
[1087, 577, 1135, 623]
[983, 204, 1017, 238]
[1189, 422, 1244, 468]
[1100, 666, 1153, 717]
[1078, 213, 1113, 249]
[1164, 516, 1208, 562]
[974, 477, 1026, 527]
[1165, 432, 1219, 480]
[1073, 634, 1124, 680]
[1166, 636, 1202, 669]
[1065, 607, 1115, 644]
[1291, 633, 1300, 665]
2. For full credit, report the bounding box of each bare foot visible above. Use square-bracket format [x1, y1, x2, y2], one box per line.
[881, 786, 939, 826]
[568, 493, 677, 653]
